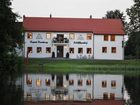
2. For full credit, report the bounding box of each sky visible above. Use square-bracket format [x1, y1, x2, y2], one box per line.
[12, 0, 134, 21]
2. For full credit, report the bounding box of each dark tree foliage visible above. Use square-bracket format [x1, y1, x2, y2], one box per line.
[0, 0, 23, 104]
[104, 9, 126, 25]
[0, 0, 23, 73]
[125, 0, 140, 58]
[125, 32, 140, 58]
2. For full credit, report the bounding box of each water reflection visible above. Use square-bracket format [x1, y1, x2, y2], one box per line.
[24, 74, 124, 101]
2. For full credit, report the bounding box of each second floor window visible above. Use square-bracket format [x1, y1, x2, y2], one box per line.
[104, 35, 109, 41]
[111, 35, 115, 41]
[27, 32, 32, 39]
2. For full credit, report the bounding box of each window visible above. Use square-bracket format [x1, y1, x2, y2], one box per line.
[102, 81, 107, 88]
[69, 80, 74, 85]
[27, 32, 32, 39]
[69, 48, 74, 53]
[36, 79, 41, 87]
[104, 35, 109, 41]
[111, 35, 115, 41]
[46, 33, 51, 39]
[87, 34, 92, 40]
[46, 47, 51, 53]
[27, 47, 32, 53]
[26, 79, 32, 86]
[87, 48, 92, 54]
[78, 80, 82, 86]
[86, 80, 91, 86]
[27, 93, 32, 100]
[111, 80, 116, 88]
[78, 48, 83, 54]
[102, 47, 107, 53]
[37, 47, 42, 53]
[110, 93, 115, 100]
[103, 93, 108, 99]
[45, 79, 50, 86]
[111, 47, 116, 53]
[69, 33, 75, 39]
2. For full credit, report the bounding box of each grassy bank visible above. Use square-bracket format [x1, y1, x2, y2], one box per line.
[23, 58, 140, 75]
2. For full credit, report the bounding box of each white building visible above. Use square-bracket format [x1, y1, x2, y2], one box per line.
[94, 74, 124, 100]
[23, 16, 125, 60]
[24, 74, 124, 101]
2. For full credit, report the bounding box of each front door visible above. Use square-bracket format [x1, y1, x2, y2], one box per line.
[57, 46, 63, 58]
[56, 75, 63, 87]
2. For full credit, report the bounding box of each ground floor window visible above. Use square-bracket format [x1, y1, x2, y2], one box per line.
[69, 48, 74, 53]
[37, 47, 42, 53]
[27, 47, 32, 53]
[78, 48, 83, 54]
[78, 80, 83, 86]
[111, 47, 116, 53]
[87, 48, 92, 54]
[103, 93, 108, 99]
[111, 80, 116, 88]
[46, 47, 51, 53]
[110, 93, 115, 100]
[102, 47, 107, 53]
[86, 80, 91, 85]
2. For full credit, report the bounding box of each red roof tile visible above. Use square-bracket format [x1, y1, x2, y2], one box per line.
[23, 17, 125, 35]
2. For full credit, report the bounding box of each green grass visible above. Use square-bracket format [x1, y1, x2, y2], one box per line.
[23, 58, 140, 75]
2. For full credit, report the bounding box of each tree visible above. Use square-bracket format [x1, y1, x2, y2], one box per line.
[0, 0, 23, 71]
[125, 0, 140, 58]
[104, 9, 126, 25]
[126, 0, 140, 34]
[0, 0, 23, 103]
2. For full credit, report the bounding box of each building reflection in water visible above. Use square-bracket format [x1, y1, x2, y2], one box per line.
[24, 74, 124, 101]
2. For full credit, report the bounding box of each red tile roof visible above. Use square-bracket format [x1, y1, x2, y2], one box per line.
[23, 17, 125, 35]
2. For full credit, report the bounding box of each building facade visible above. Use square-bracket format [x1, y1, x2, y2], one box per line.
[24, 74, 124, 101]
[23, 16, 125, 60]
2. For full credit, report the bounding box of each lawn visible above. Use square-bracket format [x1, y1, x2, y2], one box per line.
[23, 58, 140, 75]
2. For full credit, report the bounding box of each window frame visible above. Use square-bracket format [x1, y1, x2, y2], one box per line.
[104, 35, 109, 41]
[46, 33, 51, 39]
[102, 81, 107, 88]
[69, 33, 75, 39]
[102, 47, 107, 53]
[27, 32, 33, 39]
[46, 47, 51, 53]
[87, 34, 92, 40]
[69, 48, 74, 54]
[37, 47, 42, 53]
[111, 47, 116, 53]
[87, 48, 92, 54]
[78, 48, 83, 54]
[110, 35, 115, 41]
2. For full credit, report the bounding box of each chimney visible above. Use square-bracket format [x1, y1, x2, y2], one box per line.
[50, 14, 52, 18]
[90, 15, 92, 19]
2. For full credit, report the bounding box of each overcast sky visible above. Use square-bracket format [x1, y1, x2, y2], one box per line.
[12, 0, 133, 20]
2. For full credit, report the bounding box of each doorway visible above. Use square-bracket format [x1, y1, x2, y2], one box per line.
[56, 75, 63, 87]
[57, 46, 63, 58]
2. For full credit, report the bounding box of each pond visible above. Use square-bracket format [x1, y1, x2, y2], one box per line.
[0, 73, 140, 105]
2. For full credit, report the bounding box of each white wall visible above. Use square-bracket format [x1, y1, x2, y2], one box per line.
[94, 35, 124, 60]
[94, 74, 124, 100]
